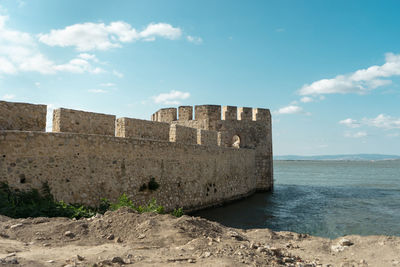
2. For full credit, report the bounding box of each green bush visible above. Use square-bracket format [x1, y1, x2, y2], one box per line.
[0, 182, 95, 219]
[0, 183, 182, 219]
[172, 207, 184, 217]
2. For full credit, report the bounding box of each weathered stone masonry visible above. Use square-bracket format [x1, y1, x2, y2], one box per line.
[0, 101, 273, 212]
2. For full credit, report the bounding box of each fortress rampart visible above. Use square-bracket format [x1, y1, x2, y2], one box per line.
[152, 105, 273, 190]
[0, 101, 273, 212]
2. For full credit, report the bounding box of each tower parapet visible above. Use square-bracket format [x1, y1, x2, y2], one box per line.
[152, 108, 177, 123]
[195, 105, 221, 121]
[222, 106, 237, 120]
[238, 107, 253, 121]
[253, 108, 270, 121]
[178, 106, 193, 121]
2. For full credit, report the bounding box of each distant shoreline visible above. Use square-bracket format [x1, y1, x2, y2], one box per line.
[274, 154, 400, 161]
[274, 158, 400, 162]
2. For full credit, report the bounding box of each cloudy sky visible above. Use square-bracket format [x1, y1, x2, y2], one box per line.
[1, 0, 400, 155]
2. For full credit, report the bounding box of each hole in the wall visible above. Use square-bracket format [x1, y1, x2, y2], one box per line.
[232, 135, 241, 148]
[139, 177, 160, 192]
[2, 155, 5, 158]
[139, 183, 147, 192]
[148, 177, 159, 191]
[19, 174, 26, 184]
[214, 188, 217, 193]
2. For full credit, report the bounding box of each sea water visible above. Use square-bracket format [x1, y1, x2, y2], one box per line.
[193, 160, 400, 238]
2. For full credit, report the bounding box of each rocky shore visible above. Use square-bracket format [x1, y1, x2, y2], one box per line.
[0, 208, 399, 266]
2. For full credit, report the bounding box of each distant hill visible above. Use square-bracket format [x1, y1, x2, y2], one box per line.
[274, 154, 400, 161]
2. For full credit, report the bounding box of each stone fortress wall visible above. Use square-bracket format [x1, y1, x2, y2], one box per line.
[152, 105, 273, 190]
[0, 100, 273, 212]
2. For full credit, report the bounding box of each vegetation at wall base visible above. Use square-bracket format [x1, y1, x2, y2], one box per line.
[0, 183, 183, 219]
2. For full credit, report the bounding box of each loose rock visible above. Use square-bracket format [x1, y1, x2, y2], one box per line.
[339, 238, 353, 247]
[111, 256, 125, 264]
[64, 231, 75, 238]
[10, 223, 23, 229]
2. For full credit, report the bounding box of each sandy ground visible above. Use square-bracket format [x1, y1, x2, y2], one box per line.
[0, 208, 399, 267]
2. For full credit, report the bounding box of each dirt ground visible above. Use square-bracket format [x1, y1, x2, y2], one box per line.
[0, 208, 399, 266]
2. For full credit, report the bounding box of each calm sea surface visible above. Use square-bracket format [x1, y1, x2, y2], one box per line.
[193, 160, 400, 239]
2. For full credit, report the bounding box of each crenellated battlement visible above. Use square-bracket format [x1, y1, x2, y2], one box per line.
[53, 108, 115, 136]
[152, 105, 271, 123]
[194, 105, 221, 121]
[152, 108, 177, 123]
[0, 100, 46, 131]
[222, 106, 237, 120]
[178, 106, 193, 121]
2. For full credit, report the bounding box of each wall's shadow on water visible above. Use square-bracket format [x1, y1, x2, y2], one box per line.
[192, 184, 400, 239]
[192, 191, 276, 230]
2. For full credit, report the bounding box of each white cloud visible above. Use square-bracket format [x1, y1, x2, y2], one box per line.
[187, 35, 203, 44]
[35, 82, 40, 87]
[362, 114, 400, 130]
[100, 82, 115, 87]
[0, 57, 17, 74]
[88, 89, 107, 93]
[113, 70, 123, 78]
[299, 53, 400, 96]
[275, 105, 303, 115]
[300, 96, 314, 103]
[2, 94, 15, 100]
[340, 114, 400, 131]
[339, 118, 360, 128]
[78, 53, 98, 62]
[54, 58, 104, 74]
[153, 90, 190, 105]
[139, 23, 182, 41]
[39, 21, 182, 51]
[0, 15, 103, 75]
[344, 131, 367, 138]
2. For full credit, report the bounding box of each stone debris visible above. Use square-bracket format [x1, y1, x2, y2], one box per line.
[77, 255, 85, 261]
[10, 223, 23, 229]
[111, 256, 125, 264]
[64, 231, 75, 238]
[227, 230, 247, 241]
[0, 257, 19, 264]
[338, 238, 353, 246]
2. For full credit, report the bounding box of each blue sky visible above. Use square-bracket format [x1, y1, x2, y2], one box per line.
[1, 0, 400, 155]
